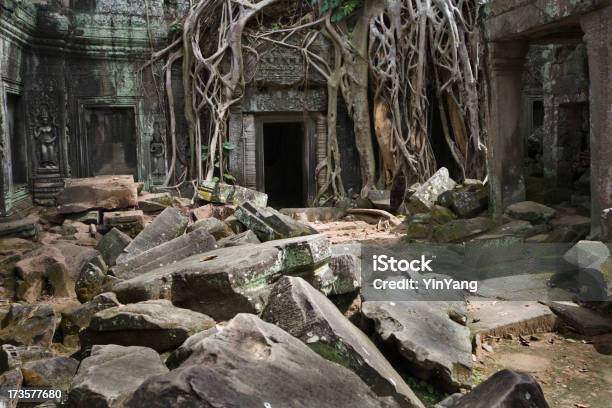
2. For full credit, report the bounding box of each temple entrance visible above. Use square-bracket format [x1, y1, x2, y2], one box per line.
[84, 107, 138, 178]
[261, 121, 305, 208]
[6, 93, 28, 187]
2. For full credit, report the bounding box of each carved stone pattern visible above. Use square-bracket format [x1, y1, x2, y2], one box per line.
[242, 114, 257, 190]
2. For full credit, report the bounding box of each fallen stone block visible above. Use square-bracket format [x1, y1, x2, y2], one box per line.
[191, 203, 235, 221]
[75, 254, 113, 303]
[435, 369, 549, 408]
[112, 228, 216, 280]
[137, 192, 172, 212]
[164, 328, 218, 369]
[65, 210, 101, 225]
[262, 277, 422, 408]
[438, 184, 488, 218]
[317, 243, 361, 295]
[57, 175, 139, 214]
[198, 181, 268, 207]
[102, 210, 145, 238]
[563, 240, 610, 269]
[68, 345, 168, 408]
[96, 228, 132, 267]
[0, 304, 58, 347]
[46, 262, 76, 298]
[187, 217, 234, 240]
[0, 344, 55, 373]
[21, 356, 78, 389]
[430, 205, 457, 224]
[362, 301, 472, 392]
[126, 314, 416, 408]
[488, 220, 549, 239]
[61, 293, 121, 347]
[433, 217, 495, 243]
[235, 201, 318, 242]
[548, 301, 612, 335]
[407, 167, 456, 214]
[116, 207, 188, 263]
[0, 368, 22, 408]
[113, 234, 331, 320]
[560, 241, 612, 300]
[224, 215, 246, 233]
[280, 207, 348, 222]
[468, 300, 558, 339]
[550, 215, 591, 242]
[0, 216, 39, 239]
[217, 230, 260, 247]
[15, 246, 65, 303]
[80, 300, 215, 352]
[368, 189, 392, 212]
[505, 201, 556, 224]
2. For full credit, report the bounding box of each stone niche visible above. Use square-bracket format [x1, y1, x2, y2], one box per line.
[229, 33, 361, 208]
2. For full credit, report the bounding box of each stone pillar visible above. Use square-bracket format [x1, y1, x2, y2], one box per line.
[487, 41, 528, 215]
[581, 6, 612, 234]
[227, 106, 243, 185]
[314, 113, 328, 189]
[241, 114, 257, 190]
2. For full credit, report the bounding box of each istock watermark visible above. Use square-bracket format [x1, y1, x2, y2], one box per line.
[372, 254, 434, 272]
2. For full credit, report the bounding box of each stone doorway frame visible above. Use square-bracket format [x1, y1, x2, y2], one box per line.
[75, 96, 145, 181]
[1, 81, 30, 216]
[255, 113, 317, 206]
[485, 3, 612, 233]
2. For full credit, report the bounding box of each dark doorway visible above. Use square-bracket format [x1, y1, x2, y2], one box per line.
[6, 93, 28, 186]
[85, 107, 138, 178]
[429, 92, 461, 181]
[263, 122, 304, 208]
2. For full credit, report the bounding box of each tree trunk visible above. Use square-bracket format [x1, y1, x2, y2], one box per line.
[340, 0, 381, 197]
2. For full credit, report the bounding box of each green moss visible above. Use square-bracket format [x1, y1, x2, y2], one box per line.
[471, 366, 487, 386]
[308, 341, 357, 371]
[403, 375, 448, 407]
[430, 206, 457, 224]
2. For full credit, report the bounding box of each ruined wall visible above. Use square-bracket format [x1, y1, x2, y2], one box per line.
[0, 0, 188, 214]
[0, 0, 37, 215]
[543, 43, 590, 203]
[229, 36, 362, 203]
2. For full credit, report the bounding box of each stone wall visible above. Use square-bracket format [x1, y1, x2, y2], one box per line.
[0, 0, 188, 215]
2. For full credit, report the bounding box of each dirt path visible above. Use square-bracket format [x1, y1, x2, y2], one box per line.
[475, 332, 612, 408]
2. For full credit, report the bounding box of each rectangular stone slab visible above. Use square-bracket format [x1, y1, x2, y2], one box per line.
[235, 201, 318, 242]
[112, 228, 217, 279]
[0, 217, 39, 239]
[116, 207, 188, 264]
[113, 234, 331, 320]
[57, 176, 139, 214]
[468, 299, 558, 339]
[198, 181, 268, 207]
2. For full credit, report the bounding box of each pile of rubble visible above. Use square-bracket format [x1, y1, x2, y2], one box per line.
[0, 174, 608, 407]
[397, 167, 593, 245]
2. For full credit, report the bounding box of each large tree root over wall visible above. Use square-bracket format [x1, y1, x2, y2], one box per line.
[147, 0, 487, 202]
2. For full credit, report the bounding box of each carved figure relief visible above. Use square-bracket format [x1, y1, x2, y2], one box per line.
[33, 105, 58, 169]
[150, 121, 165, 176]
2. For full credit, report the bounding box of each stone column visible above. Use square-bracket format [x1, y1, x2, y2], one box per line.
[227, 106, 243, 184]
[487, 41, 528, 215]
[581, 6, 612, 234]
[314, 113, 328, 189]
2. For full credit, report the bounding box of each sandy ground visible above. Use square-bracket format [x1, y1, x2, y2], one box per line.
[474, 331, 612, 408]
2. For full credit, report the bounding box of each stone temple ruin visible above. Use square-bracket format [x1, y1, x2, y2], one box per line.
[0, 1, 612, 408]
[485, 0, 611, 233]
[0, 0, 362, 214]
[0, 0, 610, 228]
[0, 0, 609, 233]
